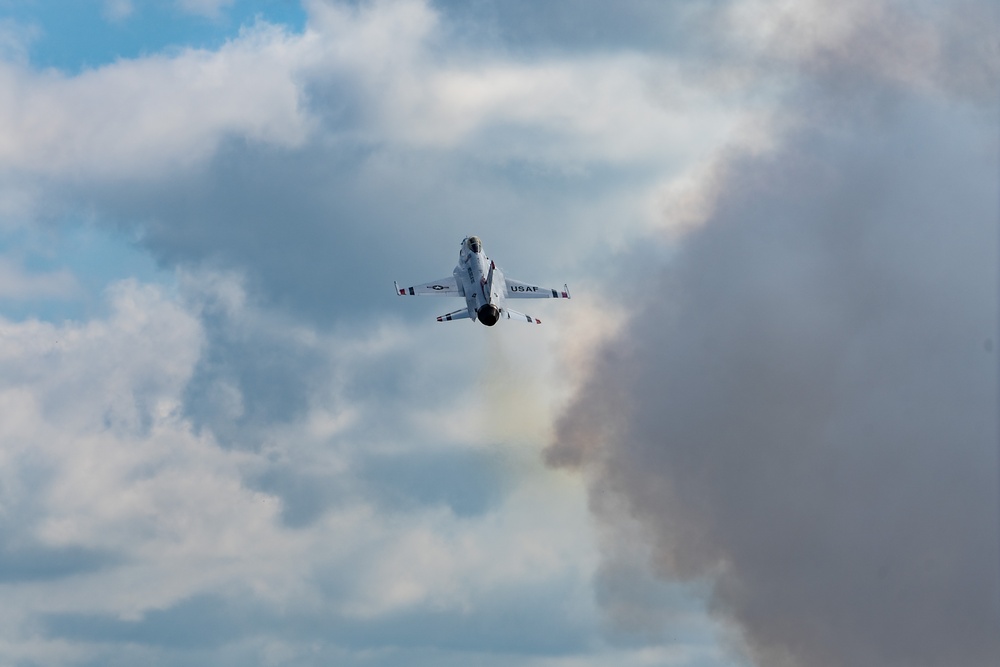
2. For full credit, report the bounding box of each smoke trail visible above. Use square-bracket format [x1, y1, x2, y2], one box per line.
[547, 44, 1000, 667]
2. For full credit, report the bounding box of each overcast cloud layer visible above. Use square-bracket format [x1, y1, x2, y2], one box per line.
[0, 1, 997, 666]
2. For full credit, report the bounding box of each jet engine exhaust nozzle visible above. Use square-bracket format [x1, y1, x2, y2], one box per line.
[477, 304, 500, 326]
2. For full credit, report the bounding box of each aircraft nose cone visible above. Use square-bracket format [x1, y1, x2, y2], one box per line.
[477, 304, 500, 326]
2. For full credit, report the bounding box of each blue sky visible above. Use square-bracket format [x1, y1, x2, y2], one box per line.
[0, 2, 996, 667]
[3, 0, 307, 71]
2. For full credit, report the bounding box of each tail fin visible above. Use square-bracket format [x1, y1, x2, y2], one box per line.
[485, 260, 496, 298]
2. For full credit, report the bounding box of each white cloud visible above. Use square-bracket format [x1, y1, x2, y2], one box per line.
[0, 258, 79, 299]
[0, 0, 762, 308]
[102, 0, 134, 22]
[0, 0, 986, 208]
[0, 272, 681, 665]
[0, 18, 39, 65]
[302, 0, 745, 167]
[0, 21, 315, 181]
[176, 0, 236, 19]
[0, 0, 747, 188]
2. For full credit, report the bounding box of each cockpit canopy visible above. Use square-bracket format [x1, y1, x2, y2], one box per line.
[466, 236, 482, 254]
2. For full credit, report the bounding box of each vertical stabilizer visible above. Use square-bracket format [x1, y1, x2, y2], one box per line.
[485, 260, 496, 299]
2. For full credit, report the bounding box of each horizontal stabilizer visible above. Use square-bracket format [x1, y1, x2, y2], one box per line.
[437, 308, 471, 322]
[504, 307, 541, 324]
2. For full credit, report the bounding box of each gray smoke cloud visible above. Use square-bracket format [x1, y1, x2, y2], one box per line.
[547, 5, 1000, 664]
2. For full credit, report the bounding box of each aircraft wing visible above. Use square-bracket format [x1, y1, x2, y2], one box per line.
[505, 278, 571, 299]
[395, 277, 465, 297]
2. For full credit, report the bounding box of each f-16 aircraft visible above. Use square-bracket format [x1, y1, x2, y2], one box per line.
[395, 236, 570, 325]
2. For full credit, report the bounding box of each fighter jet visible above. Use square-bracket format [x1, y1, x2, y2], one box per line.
[395, 236, 570, 325]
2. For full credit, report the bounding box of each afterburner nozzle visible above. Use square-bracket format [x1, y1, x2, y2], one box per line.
[476, 304, 500, 326]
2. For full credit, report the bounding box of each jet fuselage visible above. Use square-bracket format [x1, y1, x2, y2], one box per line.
[455, 235, 504, 325]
